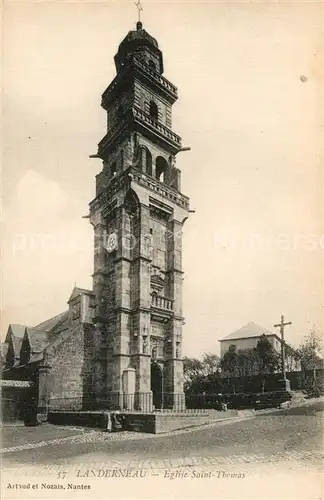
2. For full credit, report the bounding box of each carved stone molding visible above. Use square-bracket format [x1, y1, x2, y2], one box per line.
[150, 273, 165, 292]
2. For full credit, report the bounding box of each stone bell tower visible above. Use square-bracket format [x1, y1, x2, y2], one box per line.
[89, 21, 190, 411]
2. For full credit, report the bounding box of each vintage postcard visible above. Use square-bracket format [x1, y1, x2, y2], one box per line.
[1, 0, 323, 499]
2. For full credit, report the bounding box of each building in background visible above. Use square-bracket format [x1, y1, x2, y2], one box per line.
[219, 322, 283, 358]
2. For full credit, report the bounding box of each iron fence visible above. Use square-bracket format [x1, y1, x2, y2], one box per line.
[48, 392, 213, 413]
[47, 387, 305, 415]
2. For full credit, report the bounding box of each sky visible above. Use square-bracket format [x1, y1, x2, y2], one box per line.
[2, 0, 323, 358]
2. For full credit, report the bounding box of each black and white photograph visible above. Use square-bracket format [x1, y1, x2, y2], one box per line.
[1, 1, 323, 498]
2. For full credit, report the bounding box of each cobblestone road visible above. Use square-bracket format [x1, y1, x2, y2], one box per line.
[2, 401, 323, 473]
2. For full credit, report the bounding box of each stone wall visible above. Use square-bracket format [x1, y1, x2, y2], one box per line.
[134, 81, 171, 128]
[47, 410, 240, 434]
[0, 385, 32, 424]
[49, 324, 94, 410]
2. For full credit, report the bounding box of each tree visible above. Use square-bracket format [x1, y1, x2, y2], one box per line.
[284, 344, 300, 372]
[235, 348, 260, 377]
[256, 335, 280, 392]
[201, 353, 220, 375]
[183, 357, 205, 391]
[183, 354, 221, 393]
[297, 329, 323, 393]
[220, 344, 238, 393]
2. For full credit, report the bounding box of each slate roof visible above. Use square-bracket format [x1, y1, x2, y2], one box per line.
[219, 322, 280, 342]
[49, 311, 69, 335]
[5, 324, 26, 343]
[3, 324, 27, 359]
[8, 326, 27, 358]
[26, 310, 70, 352]
[27, 329, 49, 353]
[4, 310, 69, 361]
[0, 343, 8, 359]
[34, 311, 68, 332]
[29, 352, 45, 364]
[3, 285, 93, 366]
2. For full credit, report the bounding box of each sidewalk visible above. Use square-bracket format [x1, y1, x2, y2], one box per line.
[1, 424, 88, 450]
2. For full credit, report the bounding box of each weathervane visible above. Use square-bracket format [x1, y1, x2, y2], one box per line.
[134, 0, 143, 23]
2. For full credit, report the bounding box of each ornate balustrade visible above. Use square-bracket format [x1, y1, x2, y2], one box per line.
[98, 118, 128, 154]
[132, 57, 178, 98]
[151, 294, 174, 311]
[132, 106, 181, 146]
[98, 106, 181, 156]
[131, 169, 189, 210]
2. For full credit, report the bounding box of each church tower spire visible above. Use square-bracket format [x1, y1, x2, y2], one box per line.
[89, 20, 190, 411]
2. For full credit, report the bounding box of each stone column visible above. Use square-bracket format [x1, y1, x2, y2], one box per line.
[164, 219, 186, 410]
[37, 360, 52, 423]
[141, 147, 146, 173]
[91, 211, 108, 403]
[164, 358, 186, 411]
[122, 367, 136, 410]
[131, 202, 153, 412]
[134, 354, 153, 412]
[109, 205, 132, 409]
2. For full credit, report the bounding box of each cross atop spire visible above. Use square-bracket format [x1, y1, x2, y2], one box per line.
[134, 0, 143, 24]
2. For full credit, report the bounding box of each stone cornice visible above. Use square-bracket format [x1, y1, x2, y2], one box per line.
[130, 353, 151, 359]
[131, 168, 189, 211]
[97, 105, 182, 158]
[90, 166, 189, 215]
[89, 170, 131, 214]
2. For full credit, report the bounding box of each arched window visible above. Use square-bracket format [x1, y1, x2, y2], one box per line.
[149, 101, 158, 120]
[148, 60, 156, 72]
[145, 148, 153, 176]
[124, 189, 140, 216]
[111, 162, 117, 177]
[156, 156, 168, 182]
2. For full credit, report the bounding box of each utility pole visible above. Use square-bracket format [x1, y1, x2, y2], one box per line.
[274, 314, 292, 379]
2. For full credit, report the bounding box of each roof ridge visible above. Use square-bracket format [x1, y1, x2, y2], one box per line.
[219, 322, 276, 342]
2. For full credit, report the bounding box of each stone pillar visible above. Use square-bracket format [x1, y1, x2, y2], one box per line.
[92, 216, 107, 320]
[164, 357, 186, 411]
[110, 353, 130, 409]
[37, 361, 52, 423]
[134, 354, 153, 412]
[141, 147, 146, 173]
[91, 211, 108, 403]
[152, 157, 156, 179]
[163, 218, 186, 411]
[122, 367, 136, 410]
[131, 201, 153, 412]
